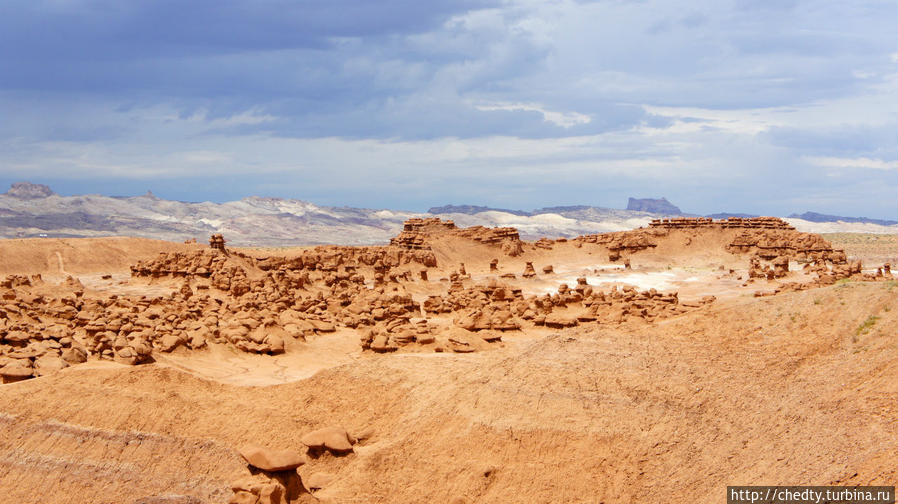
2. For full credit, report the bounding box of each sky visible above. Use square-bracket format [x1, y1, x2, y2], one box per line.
[2, 0, 898, 217]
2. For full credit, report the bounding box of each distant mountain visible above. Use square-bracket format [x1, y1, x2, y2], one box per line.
[2, 182, 894, 246]
[5, 182, 55, 199]
[432, 202, 686, 219]
[627, 197, 681, 214]
[427, 204, 531, 216]
[788, 212, 898, 227]
[0, 183, 661, 245]
[0, 183, 419, 246]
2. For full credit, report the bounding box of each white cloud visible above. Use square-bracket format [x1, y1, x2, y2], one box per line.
[475, 102, 591, 128]
[170, 108, 278, 128]
[805, 156, 898, 171]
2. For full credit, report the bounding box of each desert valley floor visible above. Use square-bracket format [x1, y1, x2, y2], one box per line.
[0, 217, 896, 504]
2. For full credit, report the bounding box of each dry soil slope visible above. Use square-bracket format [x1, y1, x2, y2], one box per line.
[0, 237, 196, 276]
[0, 280, 896, 503]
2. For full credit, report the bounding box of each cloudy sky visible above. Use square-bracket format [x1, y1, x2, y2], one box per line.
[2, 0, 898, 216]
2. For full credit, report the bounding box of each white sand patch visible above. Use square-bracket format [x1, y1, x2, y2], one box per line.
[788, 218, 898, 234]
[538, 266, 705, 293]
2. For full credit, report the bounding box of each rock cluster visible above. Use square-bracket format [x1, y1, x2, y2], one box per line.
[748, 255, 790, 280]
[578, 218, 842, 264]
[727, 230, 840, 261]
[135, 246, 431, 354]
[649, 216, 794, 230]
[230, 427, 357, 503]
[523, 283, 702, 326]
[764, 258, 881, 295]
[232, 445, 308, 504]
[360, 317, 435, 353]
[3, 236, 435, 382]
[576, 230, 660, 261]
[132, 246, 437, 279]
[3, 220, 887, 384]
[390, 218, 524, 256]
[421, 277, 703, 336]
[130, 239, 721, 358]
[0, 275, 88, 383]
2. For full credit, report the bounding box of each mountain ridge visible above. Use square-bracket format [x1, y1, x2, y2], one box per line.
[2, 182, 896, 245]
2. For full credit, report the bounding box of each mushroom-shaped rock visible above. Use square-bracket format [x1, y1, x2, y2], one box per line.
[0, 359, 34, 382]
[159, 334, 183, 353]
[301, 426, 355, 453]
[522, 262, 537, 278]
[33, 355, 70, 376]
[60, 346, 88, 365]
[238, 444, 306, 472]
[544, 313, 579, 328]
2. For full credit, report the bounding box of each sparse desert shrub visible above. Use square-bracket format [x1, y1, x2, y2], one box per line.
[855, 315, 880, 336]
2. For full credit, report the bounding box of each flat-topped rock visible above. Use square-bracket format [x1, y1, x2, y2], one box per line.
[301, 426, 354, 453]
[238, 444, 306, 472]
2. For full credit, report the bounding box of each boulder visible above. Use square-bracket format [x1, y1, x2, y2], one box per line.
[33, 355, 70, 376]
[237, 444, 306, 472]
[369, 334, 396, 353]
[544, 314, 578, 328]
[0, 359, 34, 382]
[60, 346, 88, 364]
[305, 472, 334, 491]
[301, 426, 354, 453]
[159, 334, 183, 353]
[229, 470, 305, 504]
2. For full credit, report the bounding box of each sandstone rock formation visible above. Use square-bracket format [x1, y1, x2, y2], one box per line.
[239, 445, 306, 472]
[649, 216, 792, 230]
[229, 469, 309, 504]
[210, 234, 227, 251]
[391, 218, 524, 256]
[522, 262, 536, 278]
[0, 218, 885, 386]
[301, 426, 355, 454]
[578, 217, 844, 265]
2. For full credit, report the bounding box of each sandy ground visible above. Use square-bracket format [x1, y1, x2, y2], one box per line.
[0, 234, 896, 503]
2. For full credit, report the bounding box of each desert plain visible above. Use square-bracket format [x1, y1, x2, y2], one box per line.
[0, 217, 896, 504]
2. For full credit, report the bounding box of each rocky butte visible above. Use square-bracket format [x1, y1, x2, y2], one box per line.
[4, 181, 56, 199]
[626, 196, 682, 214]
